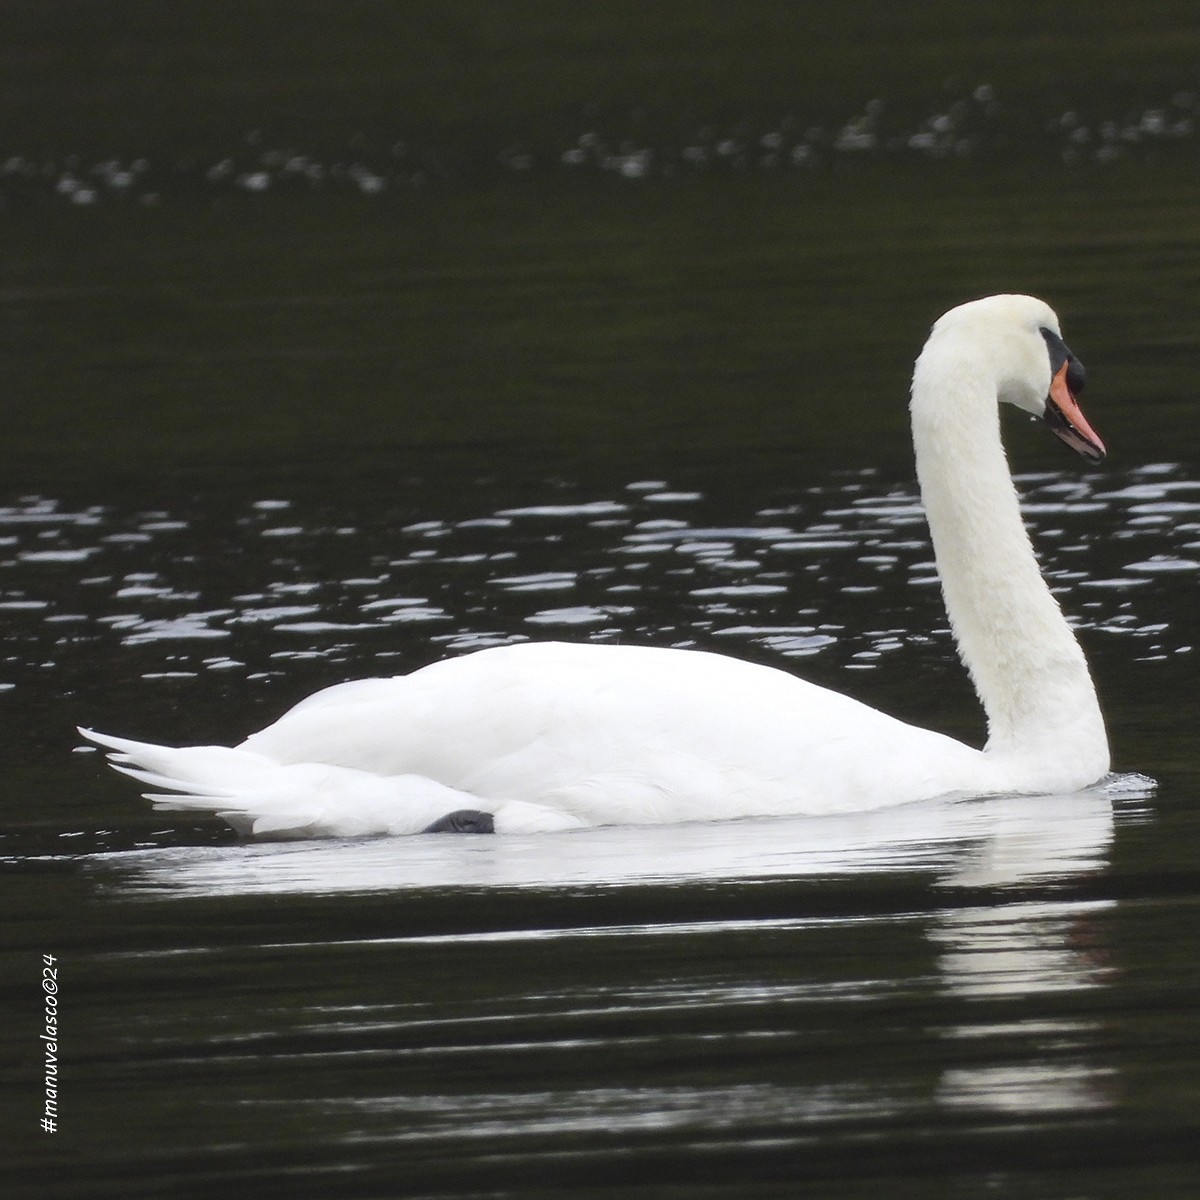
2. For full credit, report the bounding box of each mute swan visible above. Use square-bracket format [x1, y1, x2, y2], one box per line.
[82, 293, 1110, 837]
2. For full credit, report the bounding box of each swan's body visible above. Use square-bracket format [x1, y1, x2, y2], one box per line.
[83, 294, 1111, 837]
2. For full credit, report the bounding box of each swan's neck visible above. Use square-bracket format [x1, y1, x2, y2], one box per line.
[910, 343, 1108, 777]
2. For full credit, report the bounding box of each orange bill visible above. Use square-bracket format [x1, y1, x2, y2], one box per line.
[1046, 361, 1105, 461]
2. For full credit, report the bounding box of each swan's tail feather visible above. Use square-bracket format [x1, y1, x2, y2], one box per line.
[80, 727, 588, 837]
[79, 728, 276, 790]
[79, 726, 482, 838]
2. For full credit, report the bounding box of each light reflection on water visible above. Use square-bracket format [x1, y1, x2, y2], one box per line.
[2, 461, 1197, 705]
[287, 1082, 906, 1148]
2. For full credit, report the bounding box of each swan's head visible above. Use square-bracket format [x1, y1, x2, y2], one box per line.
[925, 294, 1106, 461]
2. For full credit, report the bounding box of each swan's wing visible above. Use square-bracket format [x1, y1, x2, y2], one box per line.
[238, 642, 984, 821]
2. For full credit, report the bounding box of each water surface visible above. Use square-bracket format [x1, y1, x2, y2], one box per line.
[4, 446, 1199, 1198]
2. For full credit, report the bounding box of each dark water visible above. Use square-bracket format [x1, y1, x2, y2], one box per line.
[4, 443, 1200, 1197]
[5, 80, 1199, 210]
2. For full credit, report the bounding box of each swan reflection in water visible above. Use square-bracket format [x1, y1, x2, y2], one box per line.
[96, 775, 1143, 897]
[932, 893, 1120, 1116]
[91, 774, 1149, 1148]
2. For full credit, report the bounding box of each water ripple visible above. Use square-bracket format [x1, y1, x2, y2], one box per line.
[1, 462, 1195, 695]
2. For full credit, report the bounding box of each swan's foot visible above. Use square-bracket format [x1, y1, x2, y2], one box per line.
[422, 809, 496, 835]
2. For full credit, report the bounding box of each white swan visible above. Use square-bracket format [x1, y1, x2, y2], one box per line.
[82, 293, 1111, 837]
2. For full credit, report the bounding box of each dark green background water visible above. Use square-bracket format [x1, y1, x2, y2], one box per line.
[3, 5, 1200, 1197]
[4, 0, 1200, 485]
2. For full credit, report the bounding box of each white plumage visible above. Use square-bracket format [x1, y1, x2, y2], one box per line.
[82, 294, 1112, 837]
